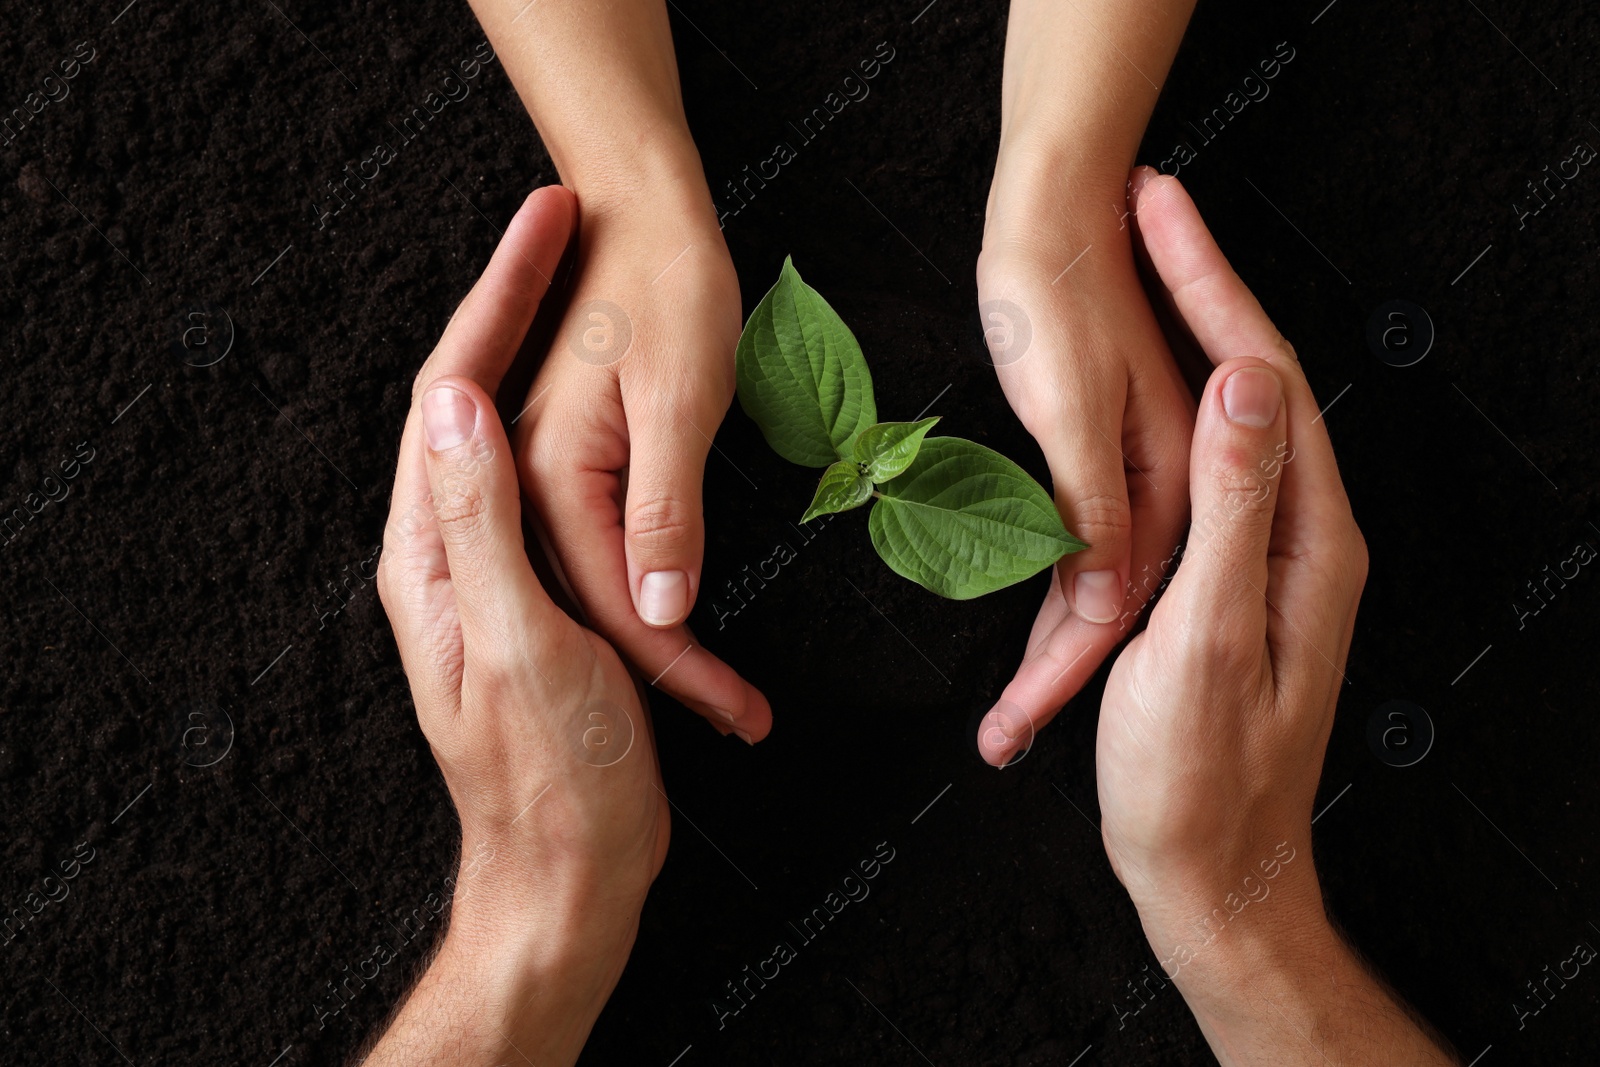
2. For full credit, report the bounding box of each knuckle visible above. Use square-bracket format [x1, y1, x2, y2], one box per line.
[1270, 331, 1299, 363]
[421, 618, 460, 668]
[1011, 392, 1059, 439]
[1065, 491, 1133, 546]
[997, 365, 1070, 428]
[1297, 542, 1350, 596]
[430, 477, 491, 538]
[626, 494, 698, 554]
[1175, 605, 1258, 679]
[1206, 450, 1276, 521]
[469, 642, 523, 698]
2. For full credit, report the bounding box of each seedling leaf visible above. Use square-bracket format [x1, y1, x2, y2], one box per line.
[801, 460, 875, 523]
[868, 436, 1088, 599]
[735, 257, 878, 467]
[852, 417, 940, 483]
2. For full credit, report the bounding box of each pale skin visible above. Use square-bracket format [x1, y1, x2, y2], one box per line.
[462, 0, 1214, 762]
[359, 177, 1455, 1065]
[465, 0, 773, 743]
[977, 0, 1202, 765]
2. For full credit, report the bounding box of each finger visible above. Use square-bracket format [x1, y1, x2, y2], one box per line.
[977, 277, 1193, 765]
[524, 410, 774, 742]
[1160, 357, 1285, 643]
[1131, 170, 1363, 663]
[1129, 169, 1348, 529]
[1128, 168, 1212, 397]
[1025, 369, 1134, 626]
[414, 185, 575, 400]
[976, 383, 1190, 767]
[622, 386, 717, 629]
[1119, 344, 1197, 627]
[378, 406, 461, 714]
[1128, 170, 1293, 373]
[421, 375, 566, 658]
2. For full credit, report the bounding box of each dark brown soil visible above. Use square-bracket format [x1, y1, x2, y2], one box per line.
[1, 0, 1596, 1064]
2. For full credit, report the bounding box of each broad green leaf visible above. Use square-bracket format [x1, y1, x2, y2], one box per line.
[852, 417, 940, 483]
[800, 460, 874, 523]
[735, 257, 878, 467]
[868, 436, 1088, 599]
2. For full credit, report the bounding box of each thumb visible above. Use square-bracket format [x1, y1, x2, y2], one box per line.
[624, 404, 712, 629]
[420, 375, 561, 655]
[1163, 357, 1286, 643]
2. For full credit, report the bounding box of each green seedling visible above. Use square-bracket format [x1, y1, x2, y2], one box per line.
[734, 257, 1087, 599]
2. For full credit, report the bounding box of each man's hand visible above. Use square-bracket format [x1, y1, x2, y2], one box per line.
[1095, 171, 1455, 1066]
[367, 188, 668, 1067]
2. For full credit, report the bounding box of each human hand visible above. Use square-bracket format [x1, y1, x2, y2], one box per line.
[512, 172, 773, 744]
[1087, 169, 1451, 1067]
[1090, 169, 1364, 943]
[369, 187, 667, 1066]
[1081, 175, 1464, 1067]
[976, 158, 1194, 766]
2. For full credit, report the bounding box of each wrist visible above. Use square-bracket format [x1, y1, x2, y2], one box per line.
[1133, 839, 1331, 1013]
[558, 122, 719, 229]
[985, 136, 1139, 261]
[1137, 864, 1457, 1065]
[441, 882, 640, 1066]
[992, 0, 1193, 214]
[363, 887, 637, 1067]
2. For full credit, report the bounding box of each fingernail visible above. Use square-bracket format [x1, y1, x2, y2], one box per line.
[638, 570, 689, 626]
[422, 385, 475, 451]
[1073, 569, 1124, 625]
[1222, 366, 1282, 428]
[734, 729, 754, 745]
[709, 705, 736, 725]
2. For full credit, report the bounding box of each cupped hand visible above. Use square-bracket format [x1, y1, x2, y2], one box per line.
[976, 161, 1195, 765]
[1094, 171, 1367, 945]
[377, 188, 668, 1052]
[513, 186, 773, 743]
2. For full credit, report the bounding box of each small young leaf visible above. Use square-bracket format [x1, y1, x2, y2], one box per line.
[735, 257, 878, 467]
[800, 460, 874, 523]
[868, 436, 1088, 599]
[852, 417, 940, 483]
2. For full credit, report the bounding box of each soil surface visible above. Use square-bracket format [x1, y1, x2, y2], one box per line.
[2, 0, 1597, 1064]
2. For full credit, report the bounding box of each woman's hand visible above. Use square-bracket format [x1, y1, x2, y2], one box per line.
[512, 183, 773, 744]
[970, 0, 1200, 766]
[367, 187, 667, 1066]
[976, 160, 1194, 765]
[460, 0, 773, 743]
